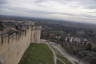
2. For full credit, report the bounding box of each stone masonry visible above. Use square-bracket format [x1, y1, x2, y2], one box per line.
[0, 22, 41, 64]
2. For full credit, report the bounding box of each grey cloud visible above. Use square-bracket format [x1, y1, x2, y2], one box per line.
[0, 6, 54, 15]
[81, 0, 96, 9]
[0, 0, 96, 23]
[56, 0, 96, 9]
[75, 0, 96, 9]
[86, 15, 96, 18]
[0, 0, 6, 4]
[35, 0, 45, 3]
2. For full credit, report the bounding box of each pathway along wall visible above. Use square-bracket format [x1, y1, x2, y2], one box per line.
[0, 25, 41, 64]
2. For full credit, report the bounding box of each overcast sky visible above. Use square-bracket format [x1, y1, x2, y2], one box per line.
[0, 0, 96, 23]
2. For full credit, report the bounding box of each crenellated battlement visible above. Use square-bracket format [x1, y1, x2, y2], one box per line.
[0, 21, 41, 64]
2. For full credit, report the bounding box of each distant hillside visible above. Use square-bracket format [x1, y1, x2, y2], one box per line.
[0, 15, 96, 31]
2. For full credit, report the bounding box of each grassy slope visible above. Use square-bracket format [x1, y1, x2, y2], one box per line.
[57, 60, 64, 64]
[52, 47, 72, 64]
[57, 54, 72, 64]
[19, 43, 54, 64]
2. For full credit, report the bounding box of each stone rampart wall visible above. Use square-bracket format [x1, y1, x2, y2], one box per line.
[0, 25, 41, 64]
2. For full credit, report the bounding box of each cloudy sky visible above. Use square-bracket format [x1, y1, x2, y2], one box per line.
[0, 0, 96, 23]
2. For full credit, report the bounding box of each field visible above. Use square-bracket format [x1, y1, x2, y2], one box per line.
[19, 43, 54, 64]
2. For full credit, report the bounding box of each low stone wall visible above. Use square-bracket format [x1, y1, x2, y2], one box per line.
[0, 25, 41, 64]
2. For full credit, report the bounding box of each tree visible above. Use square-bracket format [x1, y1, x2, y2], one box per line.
[0, 22, 4, 31]
[85, 43, 92, 51]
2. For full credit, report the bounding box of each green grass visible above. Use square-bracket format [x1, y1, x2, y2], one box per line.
[52, 47, 72, 64]
[57, 54, 72, 64]
[57, 59, 64, 64]
[19, 43, 54, 64]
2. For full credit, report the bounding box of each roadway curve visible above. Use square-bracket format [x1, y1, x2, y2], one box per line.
[41, 39, 86, 64]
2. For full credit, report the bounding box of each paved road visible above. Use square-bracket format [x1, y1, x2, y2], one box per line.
[47, 43, 57, 64]
[41, 39, 86, 64]
[41, 39, 66, 64]
[49, 42, 86, 64]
